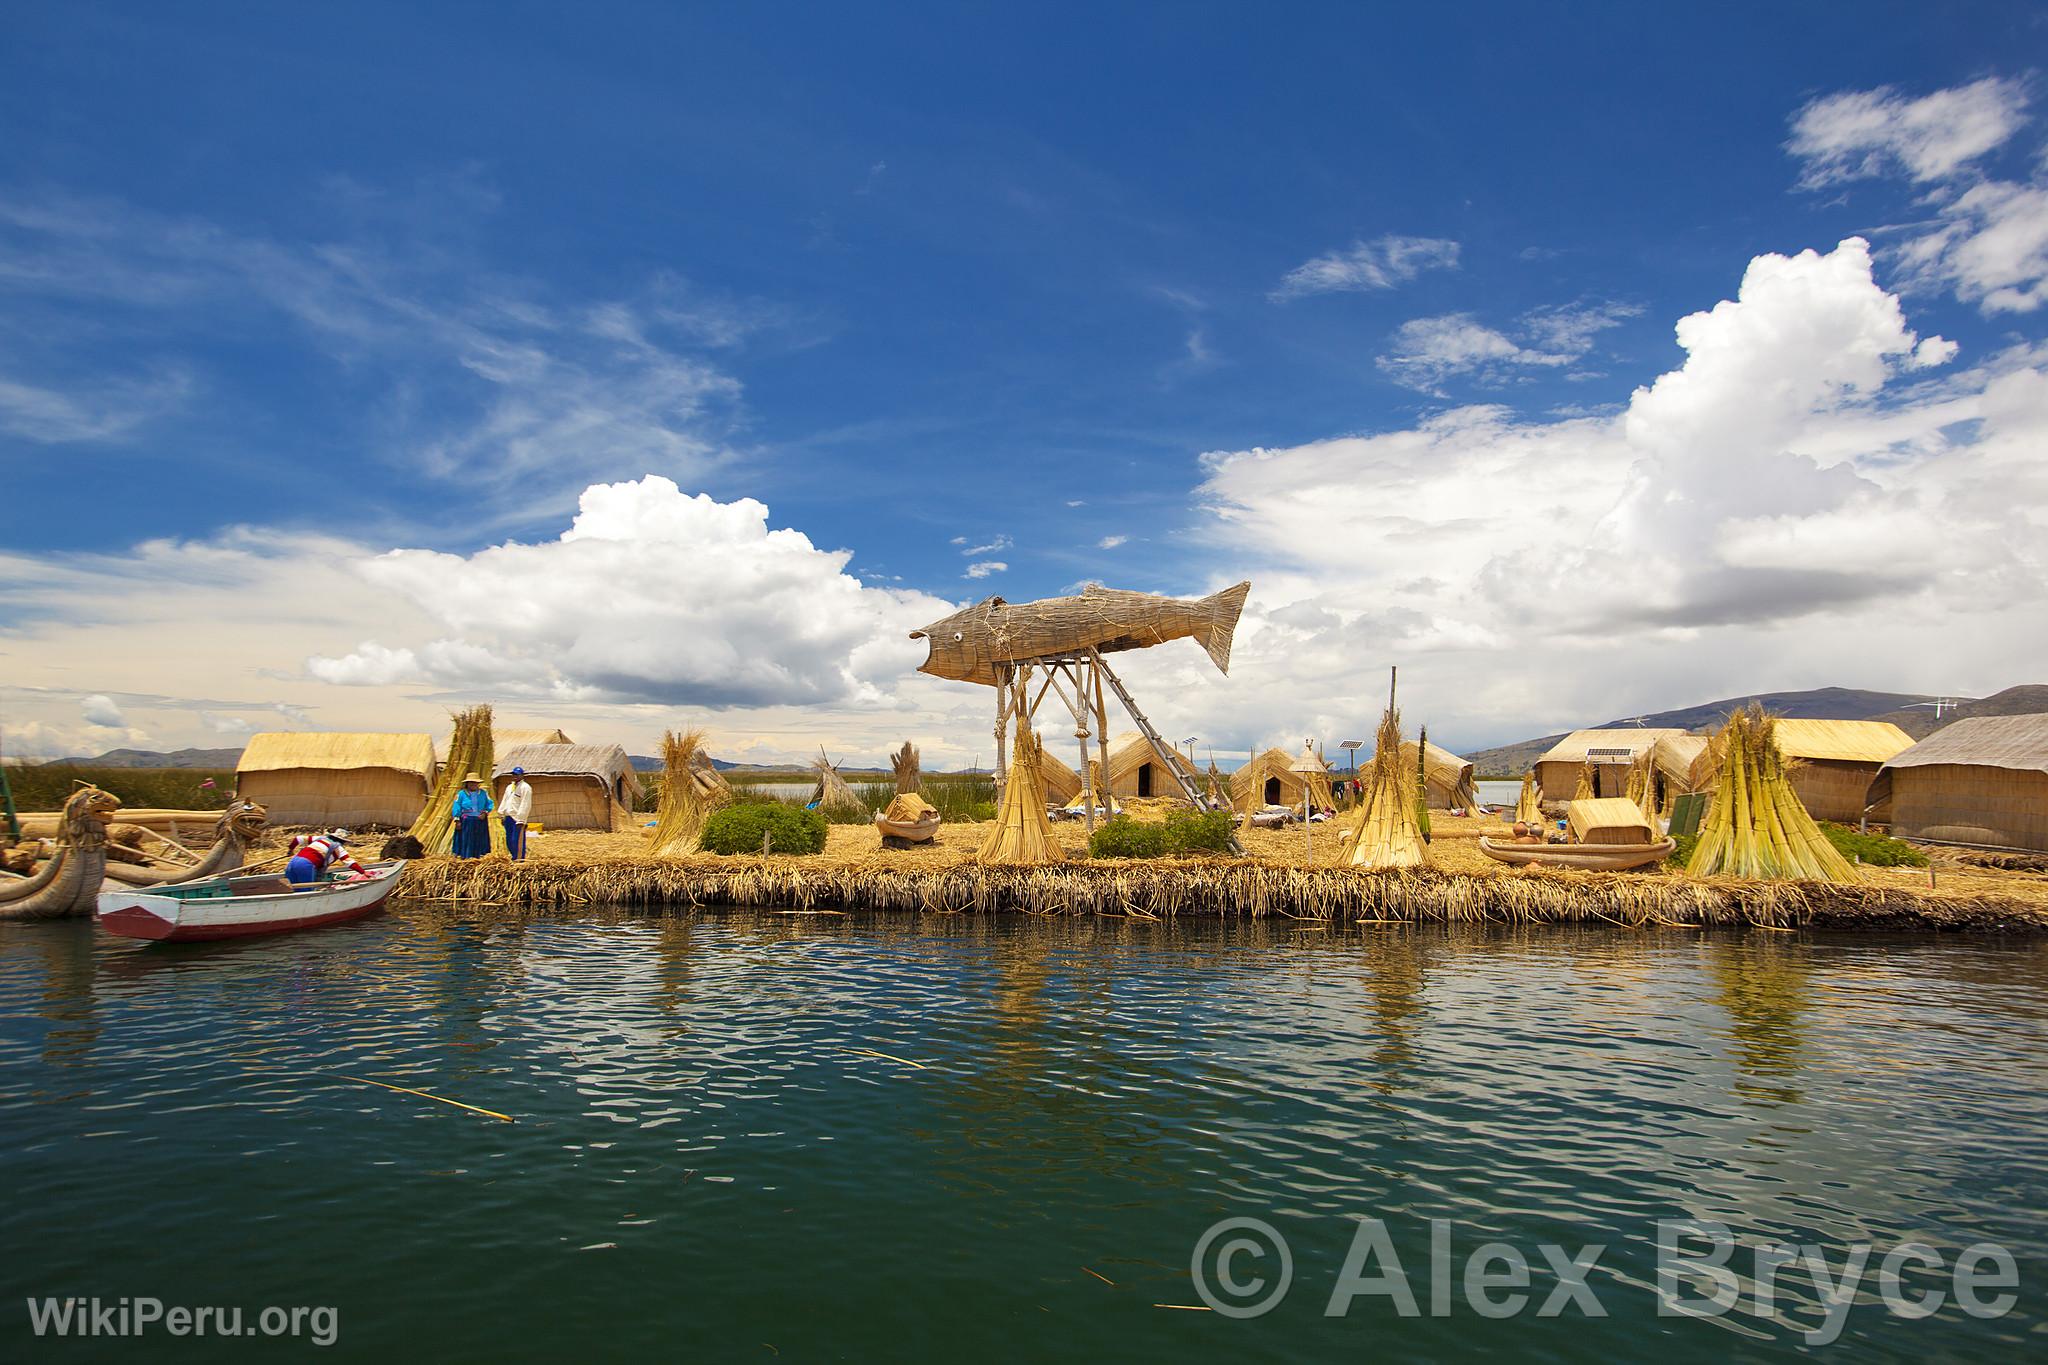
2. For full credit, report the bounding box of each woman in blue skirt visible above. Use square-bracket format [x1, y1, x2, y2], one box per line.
[451, 772, 494, 858]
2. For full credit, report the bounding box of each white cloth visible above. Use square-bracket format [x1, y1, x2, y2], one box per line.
[500, 779, 534, 823]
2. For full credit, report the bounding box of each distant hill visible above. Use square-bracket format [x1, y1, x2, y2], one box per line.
[45, 747, 245, 769]
[1464, 685, 1956, 776]
[1869, 684, 2048, 739]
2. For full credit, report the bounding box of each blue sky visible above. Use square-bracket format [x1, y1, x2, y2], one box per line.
[3, 3, 2046, 764]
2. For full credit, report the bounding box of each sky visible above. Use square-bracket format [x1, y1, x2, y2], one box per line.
[3, 2, 2046, 768]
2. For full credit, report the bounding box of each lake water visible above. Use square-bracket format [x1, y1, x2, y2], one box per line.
[2, 909, 2042, 1359]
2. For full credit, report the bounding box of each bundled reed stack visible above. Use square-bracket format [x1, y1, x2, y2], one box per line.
[1414, 725, 1432, 840]
[1515, 772, 1543, 824]
[1686, 707, 1860, 882]
[651, 728, 728, 855]
[409, 704, 498, 855]
[975, 727, 1062, 865]
[808, 749, 866, 815]
[1630, 753, 1660, 823]
[1346, 703, 1426, 870]
[1573, 760, 1596, 802]
[876, 741, 940, 845]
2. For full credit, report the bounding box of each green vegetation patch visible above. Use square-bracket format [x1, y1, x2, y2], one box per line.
[1088, 809, 1237, 859]
[1818, 822, 1929, 868]
[698, 803, 829, 856]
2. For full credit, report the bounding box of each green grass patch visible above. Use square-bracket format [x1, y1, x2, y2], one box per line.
[698, 803, 829, 856]
[1819, 822, 1929, 867]
[1088, 810, 1237, 859]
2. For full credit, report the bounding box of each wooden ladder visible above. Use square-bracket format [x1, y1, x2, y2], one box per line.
[1092, 651, 1208, 807]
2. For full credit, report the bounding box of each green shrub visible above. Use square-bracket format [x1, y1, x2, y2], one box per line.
[1088, 817, 1170, 858]
[1819, 822, 1928, 868]
[1088, 810, 1237, 859]
[1166, 809, 1237, 854]
[698, 803, 829, 856]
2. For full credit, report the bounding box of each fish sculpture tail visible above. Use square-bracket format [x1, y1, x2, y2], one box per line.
[1197, 581, 1252, 675]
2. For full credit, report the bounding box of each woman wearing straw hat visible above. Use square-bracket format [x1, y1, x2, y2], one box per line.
[451, 772, 494, 859]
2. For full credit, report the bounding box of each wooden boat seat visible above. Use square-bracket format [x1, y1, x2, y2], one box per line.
[229, 876, 294, 897]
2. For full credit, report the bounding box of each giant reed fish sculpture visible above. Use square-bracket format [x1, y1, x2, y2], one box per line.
[911, 581, 1252, 686]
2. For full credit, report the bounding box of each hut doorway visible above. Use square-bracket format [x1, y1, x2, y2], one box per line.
[1137, 763, 1156, 798]
[1264, 776, 1282, 805]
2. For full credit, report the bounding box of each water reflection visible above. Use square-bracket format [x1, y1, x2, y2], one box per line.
[1709, 936, 1811, 1107]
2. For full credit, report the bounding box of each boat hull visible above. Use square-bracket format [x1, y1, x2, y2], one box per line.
[96, 862, 405, 942]
[1478, 838, 1676, 871]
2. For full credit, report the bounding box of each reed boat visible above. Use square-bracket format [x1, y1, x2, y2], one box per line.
[96, 861, 406, 942]
[1477, 838, 1676, 871]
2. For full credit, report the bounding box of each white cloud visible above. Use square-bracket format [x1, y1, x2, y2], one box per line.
[309, 476, 956, 709]
[963, 560, 1007, 579]
[1378, 301, 1637, 393]
[957, 535, 1012, 557]
[1789, 77, 2048, 318]
[1177, 236, 2044, 752]
[1271, 235, 1460, 301]
[1788, 77, 2029, 187]
[1098, 535, 1128, 549]
[0, 366, 194, 444]
[1896, 179, 2048, 314]
[80, 694, 125, 727]
[198, 711, 255, 736]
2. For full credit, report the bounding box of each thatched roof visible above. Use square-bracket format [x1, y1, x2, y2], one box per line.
[1882, 714, 2048, 777]
[1568, 797, 1654, 844]
[494, 742, 642, 799]
[1536, 729, 1688, 765]
[1397, 740, 1475, 794]
[1652, 734, 1711, 787]
[493, 726, 573, 749]
[239, 732, 435, 778]
[1230, 746, 1334, 810]
[1105, 731, 1200, 786]
[1772, 718, 1914, 765]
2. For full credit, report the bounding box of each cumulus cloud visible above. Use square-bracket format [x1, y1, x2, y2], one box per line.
[1098, 535, 1128, 549]
[80, 694, 125, 727]
[1176, 236, 2044, 751]
[956, 535, 1012, 556]
[1271, 235, 1460, 301]
[963, 560, 1007, 579]
[1896, 179, 2048, 314]
[1788, 77, 2029, 187]
[307, 476, 955, 709]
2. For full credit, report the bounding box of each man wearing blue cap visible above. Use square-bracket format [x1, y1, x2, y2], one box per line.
[500, 765, 534, 861]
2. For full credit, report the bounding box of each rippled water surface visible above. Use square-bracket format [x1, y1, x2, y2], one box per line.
[2, 907, 2044, 1360]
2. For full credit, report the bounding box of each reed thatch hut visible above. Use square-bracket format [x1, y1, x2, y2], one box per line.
[1771, 719, 1914, 823]
[1870, 715, 2048, 852]
[1399, 739, 1482, 810]
[1533, 729, 1686, 801]
[1104, 732, 1201, 800]
[1650, 734, 1711, 810]
[1567, 798, 1656, 846]
[493, 743, 642, 832]
[1038, 749, 1085, 806]
[493, 726, 573, 750]
[1231, 746, 1335, 812]
[235, 732, 437, 828]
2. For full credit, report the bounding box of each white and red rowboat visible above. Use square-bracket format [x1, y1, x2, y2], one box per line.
[96, 861, 407, 942]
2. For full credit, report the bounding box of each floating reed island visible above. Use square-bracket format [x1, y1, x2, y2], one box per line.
[375, 810, 2048, 933]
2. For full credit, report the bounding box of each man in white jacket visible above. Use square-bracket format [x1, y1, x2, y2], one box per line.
[500, 765, 534, 861]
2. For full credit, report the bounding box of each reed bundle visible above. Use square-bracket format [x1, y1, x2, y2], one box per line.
[409, 705, 500, 855]
[1514, 772, 1543, 824]
[1687, 707, 1860, 882]
[395, 855, 2022, 930]
[1346, 704, 1426, 870]
[651, 729, 728, 855]
[975, 727, 1062, 865]
[1628, 753, 1659, 822]
[1573, 761, 1595, 802]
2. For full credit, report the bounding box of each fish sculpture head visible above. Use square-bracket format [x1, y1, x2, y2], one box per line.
[909, 597, 1003, 682]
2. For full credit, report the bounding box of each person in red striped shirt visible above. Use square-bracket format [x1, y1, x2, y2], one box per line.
[285, 829, 368, 886]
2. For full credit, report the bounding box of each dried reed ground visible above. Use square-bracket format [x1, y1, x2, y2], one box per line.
[249, 807, 2048, 930]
